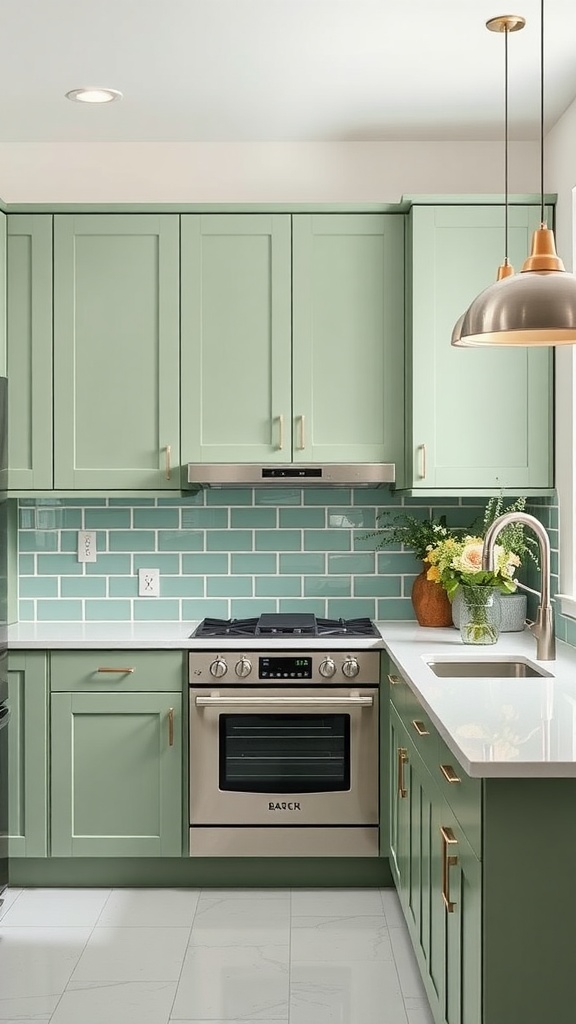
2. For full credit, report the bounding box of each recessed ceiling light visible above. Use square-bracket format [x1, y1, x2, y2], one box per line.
[65, 87, 123, 104]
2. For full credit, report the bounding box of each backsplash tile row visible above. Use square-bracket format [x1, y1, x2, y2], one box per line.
[16, 490, 561, 631]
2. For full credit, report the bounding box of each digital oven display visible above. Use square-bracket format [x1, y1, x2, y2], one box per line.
[259, 656, 313, 680]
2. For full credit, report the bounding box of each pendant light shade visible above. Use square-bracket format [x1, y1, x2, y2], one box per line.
[459, 1, 576, 347]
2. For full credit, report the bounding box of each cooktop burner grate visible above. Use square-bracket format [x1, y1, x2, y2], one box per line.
[191, 613, 380, 639]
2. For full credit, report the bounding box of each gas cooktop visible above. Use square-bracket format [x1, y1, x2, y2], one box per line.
[191, 613, 380, 639]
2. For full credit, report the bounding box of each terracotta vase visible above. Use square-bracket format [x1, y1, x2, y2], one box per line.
[411, 563, 453, 627]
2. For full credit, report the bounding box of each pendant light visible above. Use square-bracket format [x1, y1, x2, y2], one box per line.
[459, 0, 576, 346]
[452, 14, 523, 348]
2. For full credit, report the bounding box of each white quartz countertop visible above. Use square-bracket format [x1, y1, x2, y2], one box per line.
[379, 622, 576, 779]
[6, 620, 386, 651]
[9, 618, 576, 778]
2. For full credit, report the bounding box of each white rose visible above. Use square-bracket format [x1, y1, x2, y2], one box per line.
[455, 541, 484, 574]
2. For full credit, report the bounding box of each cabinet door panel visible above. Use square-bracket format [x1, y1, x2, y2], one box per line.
[8, 652, 49, 857]
[7, 215, 53, 489]
[51, 691, 182, 856]
[293, 214, 405, 464]
[181, 214, 292, 463]
[389, 706, 411, 906]
[409, 205, 552, 490]
[53, 214, 180, 489]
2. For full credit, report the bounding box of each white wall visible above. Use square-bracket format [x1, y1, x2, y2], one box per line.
[0, 140, 540, 204]
[546, 96, 576, 602]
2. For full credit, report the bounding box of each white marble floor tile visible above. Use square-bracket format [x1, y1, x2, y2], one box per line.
[380, 887, 406, 926]
[290, 888, 385, 917]
[389, 925, 430, 1000]
[198, 888, 290, 900]
[291, 914, 394, 962]
[171, 944, 289, 1020]
[71, 926, 190, 983]
[50, 980, 177, 1024]
[0, 888, 110, 927]
[97, 888, 201, 928]
[0, 926, 91, 1018]
[290, 960, 409, 1024]
[190, 897, 290, 947]
[405, 996, 436, 1024]
[0, 888, 22, 918]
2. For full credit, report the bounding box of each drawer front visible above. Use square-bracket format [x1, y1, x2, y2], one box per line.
[387, 661, 409, 716]
[50, 650, 185, 692]
[434, 732, 482, 859]
[388, 661, 438, 774]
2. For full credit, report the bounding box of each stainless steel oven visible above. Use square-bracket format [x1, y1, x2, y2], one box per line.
[188, 635, 381, 858]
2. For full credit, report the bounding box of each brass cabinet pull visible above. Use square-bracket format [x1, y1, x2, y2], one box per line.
[440, 825, 458, 912]
[418, 443, 427, 479]
[412, 719, 430, 736]
[440, 763, 461, 784]
[165, 444, 172, 480]
[96, 667, 135, 674]
[388, 674, 401, 685]
[297, 414, 306, 450]
[398, 747, 408, 798]
[277, 414, 284, 451]
[168, 707, 174, 747]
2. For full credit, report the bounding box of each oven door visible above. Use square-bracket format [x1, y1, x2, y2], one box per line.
[189, 685, 379, 826]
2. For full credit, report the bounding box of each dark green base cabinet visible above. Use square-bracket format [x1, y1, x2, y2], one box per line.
[388, 659, 576, 1024]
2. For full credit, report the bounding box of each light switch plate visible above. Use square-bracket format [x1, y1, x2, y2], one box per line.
[77, 531, 97, 563]
[138, 568, 160, 597]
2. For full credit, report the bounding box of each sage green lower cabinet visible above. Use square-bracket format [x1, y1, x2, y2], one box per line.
[50, 691, 183, 857]
[7, 652, 49, 857]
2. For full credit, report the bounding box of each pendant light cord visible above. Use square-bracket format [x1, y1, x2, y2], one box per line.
[540, 0, 545, 224]
[504, 24, 510, 262]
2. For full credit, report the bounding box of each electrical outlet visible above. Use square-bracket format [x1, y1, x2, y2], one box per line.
[77, 530, 97, 563]
[138, 568, 160, 597]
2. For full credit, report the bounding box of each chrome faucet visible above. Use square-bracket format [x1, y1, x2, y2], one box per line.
[481, 511, 556, 661]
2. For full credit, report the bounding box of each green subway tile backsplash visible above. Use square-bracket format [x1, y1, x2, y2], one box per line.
[16, 493, 562, 637]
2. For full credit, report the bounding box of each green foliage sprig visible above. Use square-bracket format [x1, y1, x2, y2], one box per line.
[468, 495, 539, 568]
[366, 511, 458, 561]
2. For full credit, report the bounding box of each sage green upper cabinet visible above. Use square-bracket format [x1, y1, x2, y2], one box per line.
[292, 214, 404, 464]
[7, 215, 53, 490]
[405, 204, 553, 491]
[181, 214, 292, 463]
[181, 213, 404, 465]
[53, 214, 180, 489]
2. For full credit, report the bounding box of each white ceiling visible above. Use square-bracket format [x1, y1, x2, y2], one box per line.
[0, 0, 575, 202]
[2, 0, 576, 144]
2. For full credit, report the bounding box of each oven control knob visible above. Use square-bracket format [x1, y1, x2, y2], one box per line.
[209, 657, 228, 678]
[319, 657, 336, 678]
[342, 656, 360, 678]
[235, 657, 252, 678]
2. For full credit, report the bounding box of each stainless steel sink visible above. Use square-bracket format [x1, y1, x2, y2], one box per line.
[425, 659, 551, 678]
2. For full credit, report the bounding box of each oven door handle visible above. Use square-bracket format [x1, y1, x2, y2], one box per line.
[194, 694, 374, 708]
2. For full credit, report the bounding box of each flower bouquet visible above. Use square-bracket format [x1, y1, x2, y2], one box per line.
[425, 535, 520, 644]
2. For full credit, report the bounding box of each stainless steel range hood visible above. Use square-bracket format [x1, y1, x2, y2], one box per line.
[186, 463, 395, 488]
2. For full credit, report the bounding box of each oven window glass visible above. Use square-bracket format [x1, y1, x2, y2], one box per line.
[219, 713, 351, 793]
